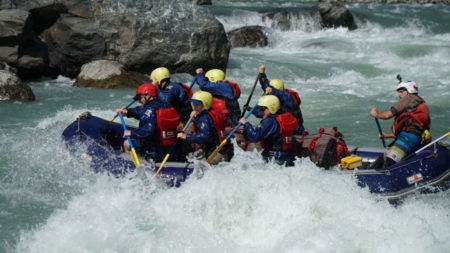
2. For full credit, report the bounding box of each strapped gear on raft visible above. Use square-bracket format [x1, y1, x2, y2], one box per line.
[150, 67, 170, 82]
[205, 69, 225, 82]
[191, 91, 213, 110]
[134, 83, 158, 100]
[258, 95, 280, 114]
[397, 81, 418, 94]
[269, 79, 284, 90]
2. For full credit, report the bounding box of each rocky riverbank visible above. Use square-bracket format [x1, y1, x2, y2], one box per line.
[1, 0, 445, 100]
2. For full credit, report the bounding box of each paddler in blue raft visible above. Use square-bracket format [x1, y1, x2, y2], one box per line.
[116, 83, 181, 162]
[177, 91, 232, 164]
[239, 95, 299, 166]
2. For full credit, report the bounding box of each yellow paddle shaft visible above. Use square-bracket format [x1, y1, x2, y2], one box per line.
[130, 148, 141, 167]
[153, 153, 170, 177]
[206, 139, 228, 164]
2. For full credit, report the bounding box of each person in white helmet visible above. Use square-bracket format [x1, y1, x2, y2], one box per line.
[369, 79, 430, 168]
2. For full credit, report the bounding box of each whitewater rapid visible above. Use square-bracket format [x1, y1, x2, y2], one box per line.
[2, 2, 450, 252]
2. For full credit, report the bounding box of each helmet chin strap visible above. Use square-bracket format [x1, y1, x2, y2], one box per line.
[159, 80, 168, 89]
[142, 95, 154, 105]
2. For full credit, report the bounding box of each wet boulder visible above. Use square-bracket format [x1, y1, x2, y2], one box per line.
[227, 26, 268, 48]
[0, 9, 30, 65]
[17, 55, 47, 80]
[1, 0, 94, 18]
[74, 60, 150, 89]
[0, 8, 50, 79]
[41, 15, 105, 78]
[41, 1, 230, 78]
[0, 69, 35, 101]
[318, 2, 357, 31]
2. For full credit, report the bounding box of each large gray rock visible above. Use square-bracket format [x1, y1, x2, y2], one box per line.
[0, 9, 30, 64]
[41, 15, 105, 78]
[318, 2, 357, 31]
[0, 69, 35, 101]
[227, 26, 268, 48]
[40, 1, 230, 78]
[0, 9, 50, 79]
[74, 60, 150, 89]
[17, 55, 47, 80]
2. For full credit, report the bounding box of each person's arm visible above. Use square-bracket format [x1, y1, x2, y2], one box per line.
[259, 73, 270, 90]
[126, 107, 140, 119]
[186, 115, 212, 144]
[370, 108, 394, 119]
[258, 65, 270, 90]
[130, 108, 156, 139]
[196, 73, 234, 99]
[175, 83, 187, 103]
[243, 118, 278, 142]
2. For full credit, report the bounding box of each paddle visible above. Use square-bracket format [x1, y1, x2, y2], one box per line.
[153, 115, 195, 177]
[189, 77, 198, 88]
[118, 113, 141, 167]
[206, 103, 259, 164]
[375, 118, 386, 148]
[241, 74, 260, 117]
[110, 99, 136, 122]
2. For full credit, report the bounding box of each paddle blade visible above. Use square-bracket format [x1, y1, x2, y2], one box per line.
[130, 148, 141, 167]
[109, 116, 116, 122]
[206, 139, 228, 164]
[154, 154, 170, 178]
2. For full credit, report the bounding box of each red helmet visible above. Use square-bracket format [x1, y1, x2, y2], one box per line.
[134, 83, 157, 100]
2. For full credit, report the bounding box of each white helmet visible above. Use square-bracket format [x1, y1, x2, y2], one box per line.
[397, 81, 418, 94]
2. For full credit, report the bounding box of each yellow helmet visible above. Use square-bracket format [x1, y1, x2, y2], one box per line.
[269, 79, 284, 90]
[150, 67, 170, 82]
[258, 95, 280, 114]
[205, 69, 225, 82]
[191, 91, 213, 110]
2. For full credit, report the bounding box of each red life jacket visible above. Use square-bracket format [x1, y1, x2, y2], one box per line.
[156, 108, 180, 146]
[392, 102, 430, 136]
[181, 83, 193, 99]
[212, 97, 230, 121]
[286, 89, 301, 105]
[208, 109, 227, 142]
[226, 81, 241, 99]
[275, 112, 299, 151]
[286, 89, 301, 106]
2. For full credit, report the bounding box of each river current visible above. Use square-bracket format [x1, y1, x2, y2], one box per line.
[1, 1, 449, 252]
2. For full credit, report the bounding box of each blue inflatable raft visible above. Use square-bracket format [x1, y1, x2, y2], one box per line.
[62, 112, 450, 201]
